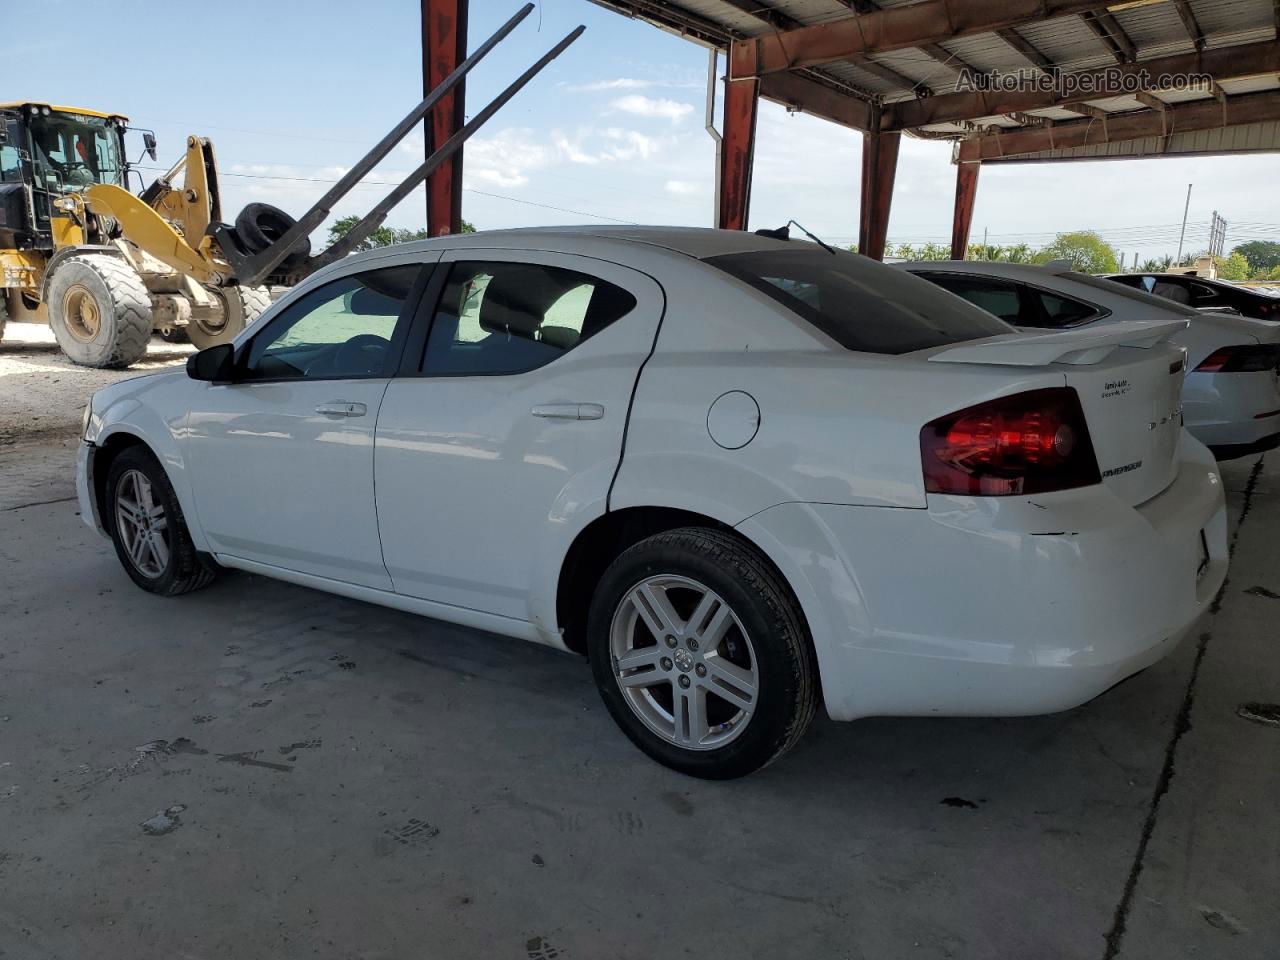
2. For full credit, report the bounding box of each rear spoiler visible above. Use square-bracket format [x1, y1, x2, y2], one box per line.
[929, 318, 1189, 367]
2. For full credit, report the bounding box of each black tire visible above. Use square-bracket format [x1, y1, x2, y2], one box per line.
[588, 527, 818, 779]
[188, 284, 270, 350]
[158, 327, 189, 344]
[46, 255, 152, 368]
[234, 203, 311, 268]
[0, 290, 8, 344]
[105, 446, 216, 596]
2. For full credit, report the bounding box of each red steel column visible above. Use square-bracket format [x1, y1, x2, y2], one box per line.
[858, 128, 900, 261]
[950, 161, 980, 259]
[422, 0, 467, 236]
[718, 75, 759, 231]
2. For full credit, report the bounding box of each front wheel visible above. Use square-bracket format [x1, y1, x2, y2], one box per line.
[46, 255, 152, 368]
[588, 527, 818, 779]
[105, 446, 217, 596]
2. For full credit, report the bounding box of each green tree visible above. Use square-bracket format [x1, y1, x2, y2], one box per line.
[1215, 251, 1250, 282]
[325, 215, 476, 252]
[1231, 241, 1280, 277]
[1033, 231, 1120, 273]
[1138, 255, 1173, 272]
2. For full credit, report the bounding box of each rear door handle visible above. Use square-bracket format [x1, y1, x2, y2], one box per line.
[315, 401, 367, 418]
[531, 403, 604, 421]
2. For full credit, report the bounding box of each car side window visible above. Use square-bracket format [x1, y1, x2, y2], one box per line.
[241, 265, 420, 381]
[420, 260, 637, 376]
[923, 274, 1023, 323]
[1021, 288, 1098, 328]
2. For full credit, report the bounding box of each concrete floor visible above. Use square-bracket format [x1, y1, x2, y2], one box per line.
[0, 440, 1276, 960]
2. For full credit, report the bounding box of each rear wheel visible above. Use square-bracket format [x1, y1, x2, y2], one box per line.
[46, 255, 151, 368]
[187, 285, 269, 350]
[105, 446, 216, 596]
[588, 527, 818, 779]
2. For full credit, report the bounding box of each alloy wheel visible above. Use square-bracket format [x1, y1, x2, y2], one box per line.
[114, 469, 170, 577]
[609, 574, 759, 750]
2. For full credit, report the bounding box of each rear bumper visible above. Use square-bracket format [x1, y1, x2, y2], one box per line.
[741, 437, 1228, 721]
[1184, 369, 1280, 449]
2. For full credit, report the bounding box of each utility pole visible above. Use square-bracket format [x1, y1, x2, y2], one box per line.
[1176, 183, 1192, 264]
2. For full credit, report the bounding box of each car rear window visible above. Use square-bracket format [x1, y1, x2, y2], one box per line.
[706, 247, 1011, 354]
[1066, 272, 1200, 317]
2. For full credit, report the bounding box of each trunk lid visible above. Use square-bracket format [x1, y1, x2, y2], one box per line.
[929, 320, 1189, 505]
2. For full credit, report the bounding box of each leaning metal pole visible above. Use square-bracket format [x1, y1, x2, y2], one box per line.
[213, 3, 553, 286]
[311, 24, 587, 269]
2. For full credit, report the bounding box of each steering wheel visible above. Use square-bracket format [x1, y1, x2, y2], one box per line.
[333, 334, 391, 375]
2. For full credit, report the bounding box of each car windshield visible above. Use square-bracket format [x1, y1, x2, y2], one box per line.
[28, 111, 124, 192]
[706, 246, 1012, 354]
[1064, 271, 1201, 317]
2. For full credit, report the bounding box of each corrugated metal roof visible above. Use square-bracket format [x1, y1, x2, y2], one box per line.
[591, 0, 1280, 158]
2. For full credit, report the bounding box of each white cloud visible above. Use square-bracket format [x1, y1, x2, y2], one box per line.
[610, 95, 694, 123]
[462, 128, 551, 188]
[664, 180, 699, 196]
[567, 77, 653, 92]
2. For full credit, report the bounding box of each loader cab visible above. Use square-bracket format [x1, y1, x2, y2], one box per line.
[0, 103, 128, 251]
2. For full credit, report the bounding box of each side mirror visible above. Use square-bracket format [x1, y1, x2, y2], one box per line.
[186, 343, 235, 382]
[143, 131, 157, 162]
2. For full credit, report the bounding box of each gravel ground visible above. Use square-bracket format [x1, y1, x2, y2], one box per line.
[0, 322, 193, 444]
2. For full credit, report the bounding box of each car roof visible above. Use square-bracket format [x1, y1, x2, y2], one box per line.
[897, 260, 1070, 279]
[362, 226, 796, 261]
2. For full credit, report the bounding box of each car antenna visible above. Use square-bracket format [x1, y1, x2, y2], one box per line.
[754, 220, 836, 255]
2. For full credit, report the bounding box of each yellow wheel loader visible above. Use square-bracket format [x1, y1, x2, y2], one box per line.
[0, 5, 580, 369]
[0, 102, 278, 367]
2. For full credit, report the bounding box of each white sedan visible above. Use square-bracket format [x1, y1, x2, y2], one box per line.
[898, 260, 1280, 459]
[78, 228, 1227, 778]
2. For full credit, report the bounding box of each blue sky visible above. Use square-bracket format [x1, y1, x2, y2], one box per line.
[7, 0, 1277, 259]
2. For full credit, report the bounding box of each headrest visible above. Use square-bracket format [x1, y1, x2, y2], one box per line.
[478, 265, 577, 336]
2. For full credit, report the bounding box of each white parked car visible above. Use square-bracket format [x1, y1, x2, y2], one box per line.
[78, 228, 1227, 778]
[898, 260, 1280, 459]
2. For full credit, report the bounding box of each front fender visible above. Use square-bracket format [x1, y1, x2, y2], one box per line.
[90, 377, 206, 551]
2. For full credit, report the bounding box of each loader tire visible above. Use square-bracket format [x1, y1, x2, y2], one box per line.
[188, 285, 271, 350]
[234, 203, 311, 268]
[0, 291, 8, 344]
[47, 255, 152, 368]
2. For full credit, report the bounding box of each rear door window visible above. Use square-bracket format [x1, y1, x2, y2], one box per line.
[706, 248, 1010, 354]
[420, 260, 637, 376]
[919, 275, 1023, 323]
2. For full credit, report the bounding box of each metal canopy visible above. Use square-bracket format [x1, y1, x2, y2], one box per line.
[590, 0, 1280, 161]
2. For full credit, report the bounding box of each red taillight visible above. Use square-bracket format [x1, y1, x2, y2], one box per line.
[1194, 344, 1280, 373]
[920, 387, 1101, 496]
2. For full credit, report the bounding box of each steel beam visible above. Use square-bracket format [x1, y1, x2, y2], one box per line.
[884, 40, 1280, 130]
[758, 72, 873, 131]
[956, 89, 1280, 161]
[1172, 0, 1206, 51]
[858, 127, 899, 261]
[422, 0, 468, 236]
[718, 78, 759, 231]
[1082, 10, 1136, 64]
[728, 0, 1117, 78]
[996, 27, 1055, 73]
[950, 162, 980, 259]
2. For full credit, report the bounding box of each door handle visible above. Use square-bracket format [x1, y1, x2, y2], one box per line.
[315, 401, 367, 418]
[531, 403, 604, 421]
